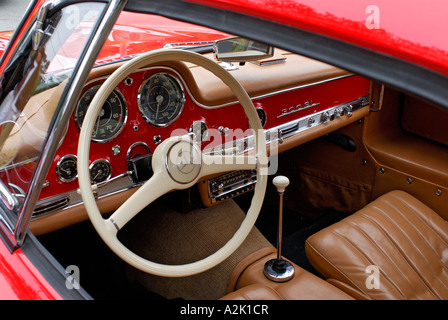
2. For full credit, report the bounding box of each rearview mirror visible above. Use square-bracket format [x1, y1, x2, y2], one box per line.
[214, 37, 274, 62]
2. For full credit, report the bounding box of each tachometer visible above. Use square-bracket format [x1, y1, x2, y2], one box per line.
[137, 72, 185, 127]
[75, 85, 127, 142]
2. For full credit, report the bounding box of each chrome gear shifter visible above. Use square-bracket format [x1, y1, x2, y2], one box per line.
[264, 175, 295, 282]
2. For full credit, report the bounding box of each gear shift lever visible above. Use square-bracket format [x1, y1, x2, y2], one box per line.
[264, 175, 295, 282]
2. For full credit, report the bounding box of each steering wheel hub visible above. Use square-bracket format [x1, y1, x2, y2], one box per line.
[166, 140, 202, 184]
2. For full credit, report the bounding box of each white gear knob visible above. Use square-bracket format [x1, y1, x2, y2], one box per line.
[273, 175, 289, 193]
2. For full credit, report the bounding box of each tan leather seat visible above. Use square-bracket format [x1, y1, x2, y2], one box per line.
[305, 190, 448, 300]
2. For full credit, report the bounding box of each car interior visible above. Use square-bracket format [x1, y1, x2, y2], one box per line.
[1, 9, 447, 300]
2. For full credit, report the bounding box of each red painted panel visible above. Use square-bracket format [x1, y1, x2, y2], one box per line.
[0, 0, 44, 75]
[94, 12, 230, 66]
[0, 240, 61, 300]
[0, 31, 13, 57]
[187, 0, 448, 76]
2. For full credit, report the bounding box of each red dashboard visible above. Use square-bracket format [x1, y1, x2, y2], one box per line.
[0, 52, 370, 223]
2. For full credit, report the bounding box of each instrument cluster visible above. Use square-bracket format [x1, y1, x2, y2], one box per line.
[67, 69, 188, 184]
[46, 66, 249, 199]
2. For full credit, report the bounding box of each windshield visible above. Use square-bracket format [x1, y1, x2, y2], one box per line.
[0, 2, 105, 218]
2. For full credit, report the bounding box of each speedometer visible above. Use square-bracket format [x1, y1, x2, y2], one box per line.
[137, 73, 185, 127]
[75, 85, 127, 142]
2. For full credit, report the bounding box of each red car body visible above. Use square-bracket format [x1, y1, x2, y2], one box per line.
[191, 0, 448, 76]
[0, 0, 447, 300]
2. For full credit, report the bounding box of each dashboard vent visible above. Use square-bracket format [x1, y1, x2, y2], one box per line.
[33, 196, 69, 217]
[279, 122, 298, 137]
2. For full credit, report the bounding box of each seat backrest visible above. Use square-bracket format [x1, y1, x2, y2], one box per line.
[305, 190, 448, 300]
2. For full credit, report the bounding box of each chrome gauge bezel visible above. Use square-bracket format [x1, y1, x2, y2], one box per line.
[56, 154, 78, 183]
[137, 72, 186, 127]
[255, 106, 267, 128]
[89, 158, 112, 184]
[74, 84, 128, 143]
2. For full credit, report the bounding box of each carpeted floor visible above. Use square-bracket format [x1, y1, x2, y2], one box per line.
[119, 197, 272, 300]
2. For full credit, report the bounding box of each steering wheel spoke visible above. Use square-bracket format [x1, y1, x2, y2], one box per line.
[107, 171, 174, 232]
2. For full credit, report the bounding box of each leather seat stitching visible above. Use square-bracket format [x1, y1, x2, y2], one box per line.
[393, 196, 448, 262]
[381, 197, 448, 295]
[327, 229, 378, 297]
[344, 218, 409, 299]
[269, 287, 285, 300]
[369, 200, 444, 299]
[306, 238, 368, 297]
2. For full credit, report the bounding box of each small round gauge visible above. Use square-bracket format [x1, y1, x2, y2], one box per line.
[75, 85, 127, 142]
[89, 159, 112, 184]
[256, 107, 267, 128]
[137, 73, 185, 127]
[56, 155, 77, 182]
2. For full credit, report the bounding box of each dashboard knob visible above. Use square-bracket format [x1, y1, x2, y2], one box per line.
[307, 117, 316, 127]
[272, 175, 290, 193]
[343, 105, 353, 117]
[218, 126, 230, 136]
[321, 111, 330, 123]
[333, 108, 342, 119]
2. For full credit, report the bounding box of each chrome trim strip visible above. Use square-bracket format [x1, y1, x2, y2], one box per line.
[0, 157, 39, 173]
[0, 180, 19, 212]
[203, 95, 370, 157]
[32, 172, 139, 220]
[15, 0, 128, 246]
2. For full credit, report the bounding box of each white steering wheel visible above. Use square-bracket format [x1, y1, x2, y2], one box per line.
[77, 49, 267, 277]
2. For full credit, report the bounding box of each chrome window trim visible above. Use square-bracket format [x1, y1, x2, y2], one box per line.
[14, 0, 128, 246]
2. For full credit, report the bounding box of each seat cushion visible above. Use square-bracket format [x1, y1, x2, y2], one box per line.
[221, 248, 354, 300]
[305, 190, 448, 300]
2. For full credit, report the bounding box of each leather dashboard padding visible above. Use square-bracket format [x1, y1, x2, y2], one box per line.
[87, 50, 351, 108]
[305, 190, 448, 300]
[191, 51, 351, 107]
[401, 95, 448, 147]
